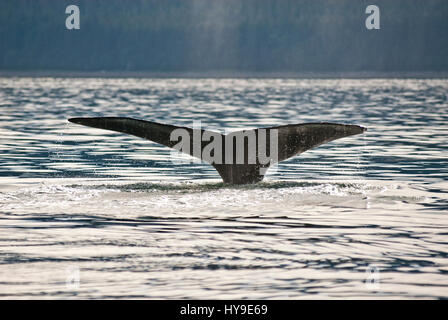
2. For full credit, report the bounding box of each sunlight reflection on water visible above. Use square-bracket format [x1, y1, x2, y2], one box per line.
[0, 78, 447, 299]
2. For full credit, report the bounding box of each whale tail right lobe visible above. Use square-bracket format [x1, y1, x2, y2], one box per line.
[68, 117, 366, 184]
[212, 123, 366, 184]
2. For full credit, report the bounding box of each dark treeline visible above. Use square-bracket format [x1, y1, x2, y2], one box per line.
[0, 0, 447, 73]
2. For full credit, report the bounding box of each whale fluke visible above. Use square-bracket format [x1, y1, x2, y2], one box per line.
[68, 117, 366, 184]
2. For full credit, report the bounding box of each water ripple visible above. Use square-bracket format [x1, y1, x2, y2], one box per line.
[0, 78, 447, 299]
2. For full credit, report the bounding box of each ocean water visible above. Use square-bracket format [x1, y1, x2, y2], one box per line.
[0, 77, 447, 299]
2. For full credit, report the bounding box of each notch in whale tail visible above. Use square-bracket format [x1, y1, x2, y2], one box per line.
[68, 117, 366, 184]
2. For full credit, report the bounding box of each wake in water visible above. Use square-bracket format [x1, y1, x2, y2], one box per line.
[1, 178, 446, 299]
[0, 179, 432, 217]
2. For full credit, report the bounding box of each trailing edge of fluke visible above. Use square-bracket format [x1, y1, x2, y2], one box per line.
[68, 117, 366, 184]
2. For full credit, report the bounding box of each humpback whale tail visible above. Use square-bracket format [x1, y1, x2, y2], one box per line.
[68, 117, 366, 184]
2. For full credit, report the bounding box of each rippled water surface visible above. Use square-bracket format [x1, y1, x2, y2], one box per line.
[0, 78, 447, 299]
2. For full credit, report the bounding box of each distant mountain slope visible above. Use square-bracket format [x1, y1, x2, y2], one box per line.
[1, 0, 447, 73]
